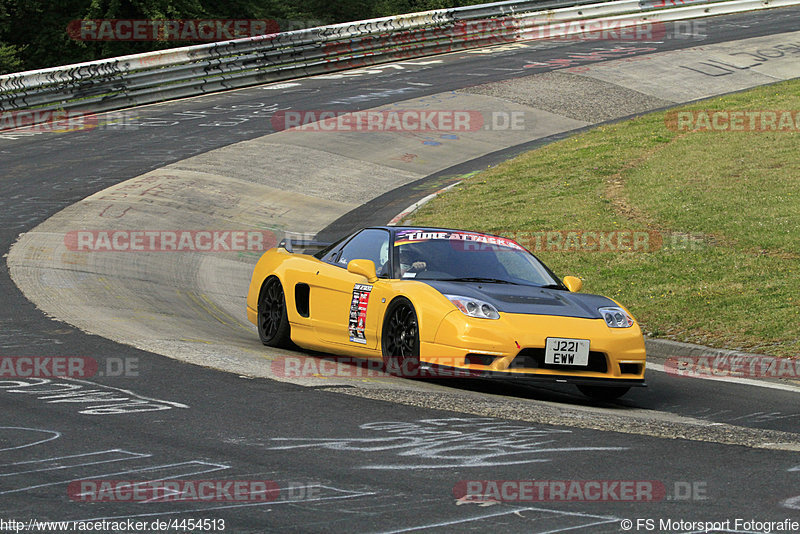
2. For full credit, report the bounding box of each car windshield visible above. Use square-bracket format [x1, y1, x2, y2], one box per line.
[392, 229, 560, 287]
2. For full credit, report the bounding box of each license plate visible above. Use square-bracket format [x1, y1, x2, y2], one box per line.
[545, 338, 590, 366]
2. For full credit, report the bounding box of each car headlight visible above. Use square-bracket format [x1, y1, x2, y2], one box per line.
[445, 295, 500, 320]
[599, 306, 634, 328]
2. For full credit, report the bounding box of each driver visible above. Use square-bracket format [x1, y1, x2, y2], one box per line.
[399, 247, 427, 277]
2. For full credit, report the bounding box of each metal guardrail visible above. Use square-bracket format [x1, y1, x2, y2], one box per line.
[0, 0, 795, 117]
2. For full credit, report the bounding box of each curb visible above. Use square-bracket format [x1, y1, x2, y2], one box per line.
[645, 337, 774, 362]
[387, 181, 462, 226]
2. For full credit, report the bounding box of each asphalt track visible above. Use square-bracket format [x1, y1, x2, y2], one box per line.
[1, 8, 800, 533]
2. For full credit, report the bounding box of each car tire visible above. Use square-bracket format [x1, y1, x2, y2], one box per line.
[257, 277, 292, 348]
[577, 385, 631, 400]
[381, 298, 420, 377]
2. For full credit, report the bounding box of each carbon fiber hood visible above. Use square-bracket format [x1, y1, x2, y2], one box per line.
[420, 280, 616, 318]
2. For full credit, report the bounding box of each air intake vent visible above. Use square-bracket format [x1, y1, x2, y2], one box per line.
[619, 363, 643, 375]
[465, 353, 495, 366]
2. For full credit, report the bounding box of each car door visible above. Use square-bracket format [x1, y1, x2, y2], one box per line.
[310, 228, 391, 348]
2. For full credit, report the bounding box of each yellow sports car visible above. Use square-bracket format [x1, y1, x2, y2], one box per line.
[247, 226, 646, 399]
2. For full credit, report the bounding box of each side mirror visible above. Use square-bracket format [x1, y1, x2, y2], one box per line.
[347, 259, 378, 283]
[563, 276, 583, 293]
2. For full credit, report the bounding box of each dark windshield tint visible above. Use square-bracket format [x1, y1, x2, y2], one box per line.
[392, 231, 559, 286]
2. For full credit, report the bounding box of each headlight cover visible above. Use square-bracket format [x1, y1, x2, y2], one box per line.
[445, 295, 500, 320]
[599, 306, 634, 328]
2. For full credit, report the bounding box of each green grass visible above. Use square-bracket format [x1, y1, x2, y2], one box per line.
[409, 79, 800, 357]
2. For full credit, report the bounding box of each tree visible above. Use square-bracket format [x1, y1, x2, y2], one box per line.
[0, 0, 496, 73]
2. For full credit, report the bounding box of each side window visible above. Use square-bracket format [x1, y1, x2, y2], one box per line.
[338, 229, 390, 272]
[315, 233, 354, 264]
[320, 248, 340, 264]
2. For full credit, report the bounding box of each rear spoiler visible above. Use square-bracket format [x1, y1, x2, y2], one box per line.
[279, 238, 332, 254]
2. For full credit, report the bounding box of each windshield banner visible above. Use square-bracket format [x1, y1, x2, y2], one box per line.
[395, 230, 525, 252]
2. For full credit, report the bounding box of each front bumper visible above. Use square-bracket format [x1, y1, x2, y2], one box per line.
[422, 311, 647, 384]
